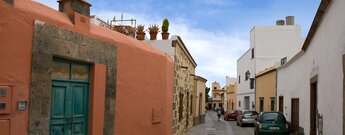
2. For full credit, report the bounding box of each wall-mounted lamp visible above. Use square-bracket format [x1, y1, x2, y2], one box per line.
[180, 66, 188, 69]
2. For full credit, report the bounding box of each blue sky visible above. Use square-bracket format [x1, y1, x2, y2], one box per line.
[35, 0, 320, 88]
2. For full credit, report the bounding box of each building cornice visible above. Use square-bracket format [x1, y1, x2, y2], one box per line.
[276, 50, 305, 70]
[172, 35, 197, 67]
[237, 48, 252, 62]
[195, 75, 207, 82]
[256, 67, 276, 78]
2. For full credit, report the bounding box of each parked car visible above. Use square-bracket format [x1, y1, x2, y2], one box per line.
[236, 110, 258, 127]
[254, 112, 289, 135]
[224, 110, 242, 121]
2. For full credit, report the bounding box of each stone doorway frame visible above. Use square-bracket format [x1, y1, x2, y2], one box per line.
[29, 20, 117, 135]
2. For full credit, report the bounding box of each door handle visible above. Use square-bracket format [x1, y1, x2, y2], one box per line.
[71, 116, 74, 124]
[67, 116, 74, 124]
[67, 116, 72, 124]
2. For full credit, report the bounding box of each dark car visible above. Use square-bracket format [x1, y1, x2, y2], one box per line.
[254, 112, 289, 135]
[224, 110, 242, 121]
[237, 110, 258, 127]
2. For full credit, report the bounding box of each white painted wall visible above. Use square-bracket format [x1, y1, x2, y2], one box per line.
[252, 25, 304, 72]
[237, 22, 303, 112]
[145, 40, 175, 60]
[226, 76, 237, 85]
[277, 0, 345, 134]
[237, 49, 255, 111]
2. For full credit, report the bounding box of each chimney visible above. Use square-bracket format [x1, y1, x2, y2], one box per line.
[58, 0, 91, 16]
[58, 0, 91, 31]
[285, 16, 295, 25]
[276, 20, 285, 26]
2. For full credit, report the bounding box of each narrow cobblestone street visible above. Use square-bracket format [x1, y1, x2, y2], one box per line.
[185, 111, 254, 135]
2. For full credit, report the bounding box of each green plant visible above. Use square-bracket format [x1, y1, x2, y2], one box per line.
[148, 24, 160, 33]
[205, 87, 210, 102]
[113, 26, 126, 34]
[162, 18, 169, 32]
[137, 25, 145, 33]
[127, 27, 136, 34]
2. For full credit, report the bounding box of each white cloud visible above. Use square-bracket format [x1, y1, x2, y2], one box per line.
[176, 29, 249, 87]
[92, 11, 250, 87]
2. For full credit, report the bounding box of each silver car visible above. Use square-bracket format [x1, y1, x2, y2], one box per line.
[236, 111, 258, 127]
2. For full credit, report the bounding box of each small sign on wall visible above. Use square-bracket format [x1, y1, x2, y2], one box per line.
[17, 101, 27, 110]
[152, 108, 162, 124]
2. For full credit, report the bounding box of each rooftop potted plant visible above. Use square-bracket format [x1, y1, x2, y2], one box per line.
[161, 18, 170, 40]
[136, 25, 145, 40]
[126, 26, 136, 38]
[113, 25, 126, 34]
[148, 24, 159, 40]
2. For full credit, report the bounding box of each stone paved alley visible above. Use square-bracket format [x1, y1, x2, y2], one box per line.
[185, 111, 254, 135]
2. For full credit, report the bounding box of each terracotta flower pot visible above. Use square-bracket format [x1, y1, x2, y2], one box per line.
[136, 32, 146, 40]
[127, 33, 135, 38]
[161, 32, 170, 40]
[150, 32, 158, 40]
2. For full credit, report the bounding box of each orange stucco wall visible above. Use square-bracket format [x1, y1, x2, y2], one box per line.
[0, 1, 173, 135]
[89, 64, 106, 135]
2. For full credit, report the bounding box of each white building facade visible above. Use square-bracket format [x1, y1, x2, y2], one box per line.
[277, 0, 345, 134]
[237, 50, 255, 111]
[237, 17, 304, 111]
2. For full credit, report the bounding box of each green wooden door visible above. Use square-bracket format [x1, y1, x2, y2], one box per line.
[70, 82, 89, 135]
[51, 81, 89, 135]
[51, 81, 69, 135]
[50, 59, 90, 135]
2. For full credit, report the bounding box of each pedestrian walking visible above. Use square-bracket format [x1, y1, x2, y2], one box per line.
[217, 109, 221, 121]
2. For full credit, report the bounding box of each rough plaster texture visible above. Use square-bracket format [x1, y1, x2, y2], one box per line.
[30, 21, 117, 135]
[173, 42, 196, 135]
[146, 38, 196, 135]
[277, 0, 345, 134]
[58, 0, 91, 17]
[0, 0, 174, 135]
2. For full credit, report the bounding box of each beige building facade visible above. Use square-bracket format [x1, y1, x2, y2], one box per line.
[211, 82, 225, 109]
[146, 36, 197, 135]
[255, 67, 277, 113]
[192, 76, 207, 125]
[226, 82, 237, 111]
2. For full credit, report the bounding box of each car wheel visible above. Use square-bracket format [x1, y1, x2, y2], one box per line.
[236, 122, 239, 126]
